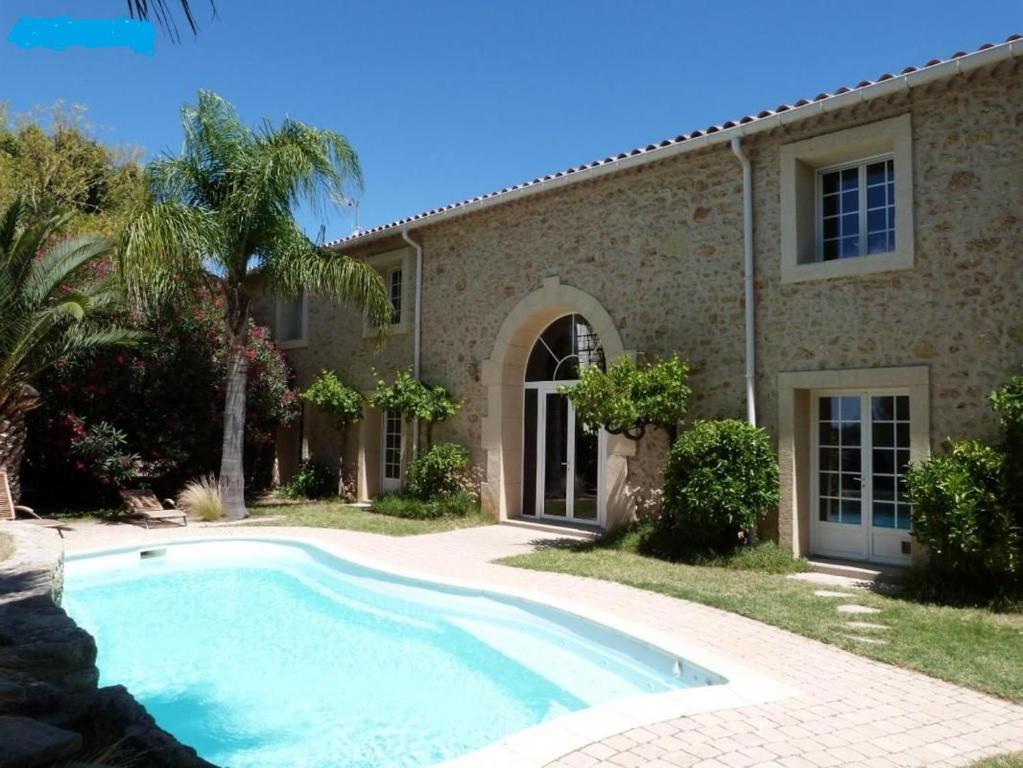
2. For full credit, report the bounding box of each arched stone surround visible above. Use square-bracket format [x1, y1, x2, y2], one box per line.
[479, 276, 636, 527]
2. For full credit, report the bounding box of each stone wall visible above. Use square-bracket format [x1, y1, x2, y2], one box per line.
[279, 57, 1023, 535]
[0, 524, 215, 767]
[750, 59, 1023, 449]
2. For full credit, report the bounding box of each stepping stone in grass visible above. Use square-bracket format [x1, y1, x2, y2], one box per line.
[845, 621, 890, 630]
[814, 590, 855, 598]
[836, 604, 881, 614]
[842, 634, 889, 645]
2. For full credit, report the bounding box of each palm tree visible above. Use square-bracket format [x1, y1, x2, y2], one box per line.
[122, 91, 390, 519]
[0, 199, 140, 501]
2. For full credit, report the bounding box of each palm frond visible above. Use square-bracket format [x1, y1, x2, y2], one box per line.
[125, 0, 216, 41]
[0, 198, 137, 412]
[259, 219, 391, 327]
[119, 198, 218, 311]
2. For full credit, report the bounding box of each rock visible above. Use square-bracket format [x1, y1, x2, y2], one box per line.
[0, 715, 81, 768]
[76, 686, 219, 768]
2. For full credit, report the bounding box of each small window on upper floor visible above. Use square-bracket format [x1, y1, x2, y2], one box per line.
[818, 156, 895, 261]
[276, 290, 306, 347]
[780, 114, 913, 284]
[387, 267, 402, 326]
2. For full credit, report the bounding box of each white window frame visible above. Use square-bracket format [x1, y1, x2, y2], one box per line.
[815, 152, 895, 262]
[809, 388, 913, 565]
[380, 409, 403, 491]
[386, 266, 403, 326]
[361, 248, 411, 338]
[275, 290, 307, 349]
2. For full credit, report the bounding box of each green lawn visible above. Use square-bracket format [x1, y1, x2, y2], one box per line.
[248, 500, 493, 536]
[500, 534, 1023, 704]
[971, 755, 1023, 767]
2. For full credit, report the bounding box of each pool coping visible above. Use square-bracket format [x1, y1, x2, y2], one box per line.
[66, 533, 798, 767]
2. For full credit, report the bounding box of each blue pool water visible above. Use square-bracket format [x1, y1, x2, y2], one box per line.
[63, 540, 723, 767]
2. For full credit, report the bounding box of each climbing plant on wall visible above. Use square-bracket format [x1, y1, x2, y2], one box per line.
[561, 354, 690, 442]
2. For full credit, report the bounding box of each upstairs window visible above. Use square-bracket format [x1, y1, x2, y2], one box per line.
[779, 114, 913, 284]
[818, 156, 895, 261]
[276, 290, 306, 346]
[387, 267, 402, 325]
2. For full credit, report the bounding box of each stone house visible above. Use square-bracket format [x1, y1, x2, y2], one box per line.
[262, 35, 1023, 566]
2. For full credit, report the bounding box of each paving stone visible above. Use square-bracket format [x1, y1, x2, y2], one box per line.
[812, 590, 856, 598]
[836, 604, 882, 614]
[842, 635, 889, 645]
[844, 621, 890, 630]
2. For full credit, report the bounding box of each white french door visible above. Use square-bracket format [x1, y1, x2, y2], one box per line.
[380, 409, 402, 492]
[522, 382, 605, 525]
[811, 390, 913, 565]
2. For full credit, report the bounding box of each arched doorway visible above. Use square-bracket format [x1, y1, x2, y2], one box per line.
[479, 276, 633, 527]
[522, 314, 606, 524]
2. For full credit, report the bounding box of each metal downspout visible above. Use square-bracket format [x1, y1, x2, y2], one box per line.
[401, 228, 424, 454]
[730, 137, 757, 426]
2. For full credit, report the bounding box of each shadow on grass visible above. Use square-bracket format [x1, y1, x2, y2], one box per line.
[528, 522, 812, 575]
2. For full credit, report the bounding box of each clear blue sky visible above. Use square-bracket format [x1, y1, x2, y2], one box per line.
[2, 1, 1021, 240]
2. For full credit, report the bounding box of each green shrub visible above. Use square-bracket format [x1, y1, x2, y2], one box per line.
[280, 459, 334, 500]
[371, 489, 477, 520]
[906, 440, 1019, 583]
[407, 442, 471, 501]
[661, 419, 780, 553]
[990, 374, 1023, 522]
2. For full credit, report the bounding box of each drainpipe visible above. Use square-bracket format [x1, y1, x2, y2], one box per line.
[401, 228, 424, 455]
[730, 137, 757, 426]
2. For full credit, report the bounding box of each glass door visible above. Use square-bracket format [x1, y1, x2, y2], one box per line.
[812, 391, 912, 564]
[380, 409, 402, 493]
[523, 383, 603, 524]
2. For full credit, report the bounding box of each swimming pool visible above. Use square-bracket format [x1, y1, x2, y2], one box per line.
[63, 539, 726, 767]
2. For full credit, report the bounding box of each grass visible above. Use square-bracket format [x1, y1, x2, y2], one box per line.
[248, 499, 493, 536]
[0, 530, 13, 561]
[501, 528, 1023, 704]
[970, 755, 1023, 767]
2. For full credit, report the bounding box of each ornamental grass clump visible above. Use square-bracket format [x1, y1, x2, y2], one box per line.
[177, 475, 224, 521]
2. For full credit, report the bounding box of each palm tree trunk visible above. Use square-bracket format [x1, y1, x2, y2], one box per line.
[0, 411, 27, 503]
[220, 339, 248, 519]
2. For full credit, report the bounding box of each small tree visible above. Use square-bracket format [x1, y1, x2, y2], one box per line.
[369, 370, 460, 455]
[301, 370, 362, 496]
[562, 355, 690, 442]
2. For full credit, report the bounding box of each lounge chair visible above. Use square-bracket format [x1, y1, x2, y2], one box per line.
[0, 470, 68, 538]
[119, 489, 188, 529]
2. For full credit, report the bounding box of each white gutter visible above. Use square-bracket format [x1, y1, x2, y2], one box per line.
[401, 228, 424, 456]
[730, 137, 756, 426]
[332, 39, 1019, 250]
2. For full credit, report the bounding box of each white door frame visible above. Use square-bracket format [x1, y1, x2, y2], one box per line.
[524, 381, 606, 526]
[380, 409, 402, 493]
[810, 388, 912, 565]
